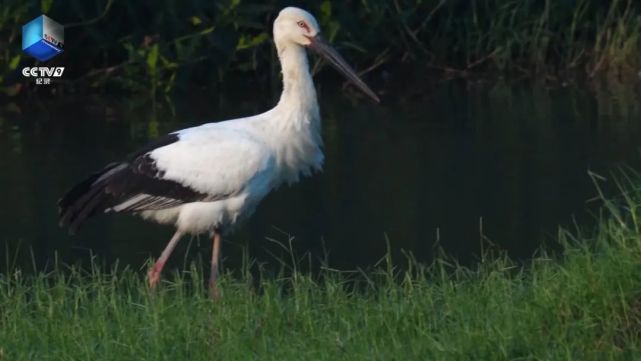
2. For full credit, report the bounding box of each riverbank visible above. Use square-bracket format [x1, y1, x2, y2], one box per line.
[2, 173, 641, 360]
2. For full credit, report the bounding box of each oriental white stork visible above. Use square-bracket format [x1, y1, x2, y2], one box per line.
[59, 7, 379, 298]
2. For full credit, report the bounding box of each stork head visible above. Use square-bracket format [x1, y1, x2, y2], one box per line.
[274, 7, 320, 46]
[274, 7, 380, 103]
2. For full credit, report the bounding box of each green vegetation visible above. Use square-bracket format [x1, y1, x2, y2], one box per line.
[2, 170, 641, 359]
[1, 0, 641, 96]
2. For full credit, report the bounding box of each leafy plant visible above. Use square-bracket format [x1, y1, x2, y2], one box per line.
[1, 0, 640, 97]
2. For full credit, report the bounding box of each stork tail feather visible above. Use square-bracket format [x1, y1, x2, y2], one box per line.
[58, 163, 124, 234]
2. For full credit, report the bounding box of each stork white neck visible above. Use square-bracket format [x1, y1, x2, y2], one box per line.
[264, 39, 323, 183]
[274, 41, 320, 127]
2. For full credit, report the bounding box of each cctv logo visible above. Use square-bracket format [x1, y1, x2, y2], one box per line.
[22, 15, 64, 61]
[22, 67, 65, 77]
[21, 15, 65, 85]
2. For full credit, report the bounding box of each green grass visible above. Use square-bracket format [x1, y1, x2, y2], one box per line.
[2, 172, 641, 359]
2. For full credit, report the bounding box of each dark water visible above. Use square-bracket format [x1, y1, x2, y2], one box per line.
[2, 80, 641, 272]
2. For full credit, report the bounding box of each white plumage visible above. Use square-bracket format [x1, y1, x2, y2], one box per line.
[140, 104, 322, 234]
[59, 7, 378, 298]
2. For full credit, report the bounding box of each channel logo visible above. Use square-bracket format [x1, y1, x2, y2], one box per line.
[22, 15, 64, 62]
[22, 67, 65, 77]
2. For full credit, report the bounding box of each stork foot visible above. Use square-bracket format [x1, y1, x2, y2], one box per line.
[147, 231, 183, 290]
[148, 262, 164, 289]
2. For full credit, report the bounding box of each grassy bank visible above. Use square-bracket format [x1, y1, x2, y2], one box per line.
[2, 0, 641, 96]
[2, 173, 641, 359]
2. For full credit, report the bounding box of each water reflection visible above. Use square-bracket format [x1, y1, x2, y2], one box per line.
[1, 79, 640, 272]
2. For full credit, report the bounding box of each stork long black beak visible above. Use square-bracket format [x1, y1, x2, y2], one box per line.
[307, 34, 380, 103]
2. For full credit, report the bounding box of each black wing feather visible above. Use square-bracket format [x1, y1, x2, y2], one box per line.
[58, 134, 208, 234]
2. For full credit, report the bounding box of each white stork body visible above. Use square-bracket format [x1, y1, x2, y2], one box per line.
[59, 7, 377, 297]
[139, 79, 322, 234]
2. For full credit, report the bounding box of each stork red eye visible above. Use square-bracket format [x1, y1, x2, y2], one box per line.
[297, 21, 309, 31]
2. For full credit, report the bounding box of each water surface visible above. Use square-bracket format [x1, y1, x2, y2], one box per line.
[1, 80, 640, 271]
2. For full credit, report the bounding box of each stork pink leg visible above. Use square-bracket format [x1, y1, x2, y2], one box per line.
[148, 230, 183, 289]
[209, 230, 222, 299]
